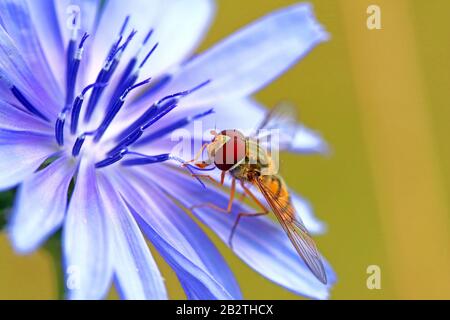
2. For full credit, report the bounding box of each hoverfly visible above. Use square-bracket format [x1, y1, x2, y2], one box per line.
[186, 103, 328, 285]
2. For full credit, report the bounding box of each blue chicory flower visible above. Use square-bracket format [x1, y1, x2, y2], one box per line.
[0, 0, 335, 299]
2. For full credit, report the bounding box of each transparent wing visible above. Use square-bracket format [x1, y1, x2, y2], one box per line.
[253, 175, 328, 284]
[252, 102, 298, 150]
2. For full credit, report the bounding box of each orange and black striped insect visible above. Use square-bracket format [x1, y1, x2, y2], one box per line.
[186, 103, 327, 284]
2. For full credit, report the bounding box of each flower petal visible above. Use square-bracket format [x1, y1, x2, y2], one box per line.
[291, 125, 329, 154]
[0, 0, 63, 99]
[0, 129, 56, 191]
[63, 160, 113, 300]
[141, 164, 336, 299]
[9, 156, 75, 254]
[96, 173, 167, 300]
[152, 3, 328, 108]
[139, 0, 215, 79]
[0, 24, 59, 119]
[25, 0, 65, 86]
[290, 192, 327, 235]
[111, 168, 242, 300]
[0, 100, 52, 134]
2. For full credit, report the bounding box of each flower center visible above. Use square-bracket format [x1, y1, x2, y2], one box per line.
[48, 15, 213, 170]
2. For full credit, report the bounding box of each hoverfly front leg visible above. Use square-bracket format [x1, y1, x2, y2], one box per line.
[184, 143, 211, 168]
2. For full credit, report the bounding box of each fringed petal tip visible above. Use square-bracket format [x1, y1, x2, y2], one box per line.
[291, 125, 330, 155]
[300, 2, 331, 43]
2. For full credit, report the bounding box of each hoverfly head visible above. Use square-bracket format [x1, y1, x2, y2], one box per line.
[207, 133, 230, 159]
[211, 130, 246, 171]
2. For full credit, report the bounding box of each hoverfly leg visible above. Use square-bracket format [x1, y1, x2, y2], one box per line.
[220, 171, 226, 185]
[185, 143, 209, 166]
[228, 182, 270, 249]
[227, 177, 235, 212]
[240, 181, 268, 211]
[188, 175, 235, 214]
[228, 211, 268, 249]
[189, 202, 231, 214]
[190, 174, 223, 188]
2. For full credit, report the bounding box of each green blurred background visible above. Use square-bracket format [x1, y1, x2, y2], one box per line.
[1, 0, 450, 299]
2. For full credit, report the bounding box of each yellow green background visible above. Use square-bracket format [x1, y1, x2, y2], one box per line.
[1, 0, 450, 299]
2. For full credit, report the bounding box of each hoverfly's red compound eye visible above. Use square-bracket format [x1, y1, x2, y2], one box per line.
[214, 130, 246, 171]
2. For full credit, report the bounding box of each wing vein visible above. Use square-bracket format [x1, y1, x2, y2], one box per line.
[253, 175, 328, 284]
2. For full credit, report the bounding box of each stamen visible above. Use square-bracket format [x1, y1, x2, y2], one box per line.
[10, 86, 49, 122]
[83, 36, 124, 123]
[55, 112, 67, 146]
[97, 28, 157, 130]
[107, 42, 159, 114]
[120, 152, 170, 167]
[116, 80, 211, 142]
[95, 149, 169, 169]
[118, 153, 206, 188]
[142, 28, 154, 45]
[142, 100, 180, 131]
[106, 128, 144, 157]
[139, 42, 159, 69]
[137, 108, 214, 145]
[116, 28, 154, 91]
[107, 36, 124, 63]
[72, 131, 95, 157]
[95, 149, 128, 169]
[116, 104, 157, 141]
[117, 29, 137, 54]
[66, 33, 89, 111]
[79, 32, 90, 49]
[119, 28, 154, 86]
[72, 135, 86, 157]
[93, 77, 152, 142]
[114, 58, 138, 94]
[106, 99, 177, 157]
[66, 12, 79, 74]
[65, 11, 81, 98]
[155, 79, 211, 106]
[70, 82, 108, 135]
[119, 15, 131, 36]
[116, 40, 157, 102]
[117, 100, 173, 151]
[136, 74, 172, 102]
